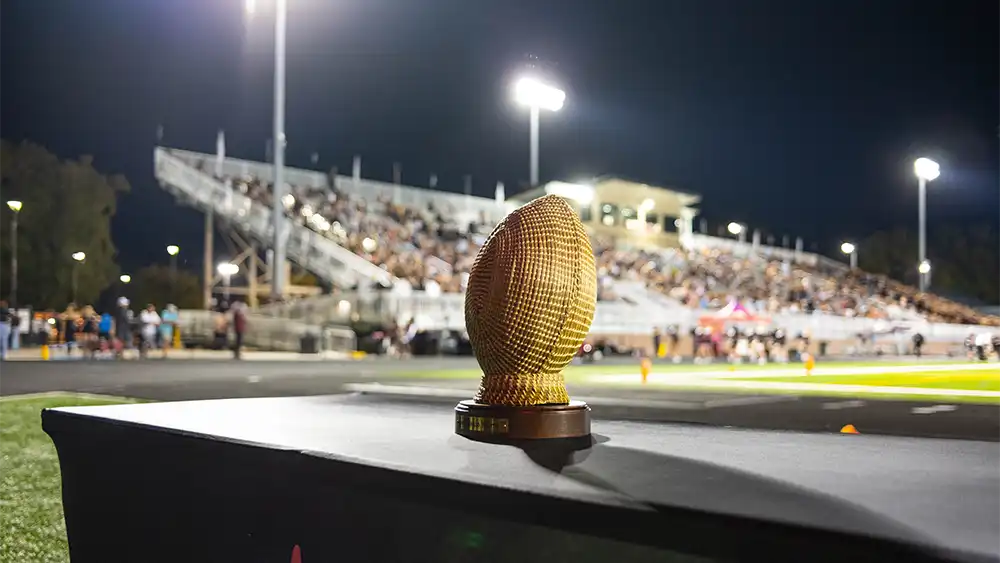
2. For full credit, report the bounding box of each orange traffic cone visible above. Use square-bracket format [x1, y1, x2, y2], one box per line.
[840, 424, 859, 434]
[804, 353, 815, 376]
[640, 357, 652, 384]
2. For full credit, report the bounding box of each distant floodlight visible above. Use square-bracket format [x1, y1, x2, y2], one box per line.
[639, 198, 655, 212]
[166, 245, 180, 256]
[217, 262, 239, 276]
[918, 260, 931, 275]
[71, 252, 86, 262]
[514, 77, 565, 112]
[544, 181, 594, 205]
[119, 274, 132, 284]
[840, 242, 855, 255]
[914, 158, 940, 181]
[6, 200, 22, 212]
[727, 222, 743, 235]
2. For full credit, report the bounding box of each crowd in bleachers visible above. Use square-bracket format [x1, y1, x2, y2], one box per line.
[217, 169, 998, 327]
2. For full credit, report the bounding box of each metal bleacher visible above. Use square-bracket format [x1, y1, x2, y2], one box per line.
[154, 147, 395, 290]
[154, 146, 978, 345]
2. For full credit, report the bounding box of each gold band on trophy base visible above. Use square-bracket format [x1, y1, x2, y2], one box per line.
[454, 400, 591, 441]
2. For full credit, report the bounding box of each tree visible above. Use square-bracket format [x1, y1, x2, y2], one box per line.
[0, 140, 130, 309]
[859, 223, 1000, 304]
[124, 265, 203, 310]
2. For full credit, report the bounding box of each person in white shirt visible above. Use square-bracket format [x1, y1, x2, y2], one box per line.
[138, 304, 161, 358]
[974, 332, 992, 361]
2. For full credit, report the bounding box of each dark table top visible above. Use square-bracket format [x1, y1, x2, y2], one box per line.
[50, 394, 1000, 560]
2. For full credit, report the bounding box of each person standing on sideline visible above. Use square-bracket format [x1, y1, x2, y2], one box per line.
[160, 304, 179, 357]
[138, 304, 161, 359]
[231, 300, 248, 360]
[0, 300, 11, 360]
[113, 297, 133, 355]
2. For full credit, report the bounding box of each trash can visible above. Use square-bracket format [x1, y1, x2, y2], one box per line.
[300, 333, 320, 354]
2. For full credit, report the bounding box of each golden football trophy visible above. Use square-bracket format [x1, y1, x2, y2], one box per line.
[455, 194, 597, 442]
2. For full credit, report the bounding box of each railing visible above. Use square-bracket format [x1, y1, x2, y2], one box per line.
[176, 310, 356, 352]
[155, 148, 395, 289]
[255, 288, 978, 344]
[332, 176, 513, 227]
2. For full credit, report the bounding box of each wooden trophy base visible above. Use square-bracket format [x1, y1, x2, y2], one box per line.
[454, 400, 591, 442]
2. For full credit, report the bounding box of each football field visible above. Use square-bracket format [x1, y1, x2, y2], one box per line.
[579, 360, 999, 403]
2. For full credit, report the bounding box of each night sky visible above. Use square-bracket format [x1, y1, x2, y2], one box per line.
[2, 0, 997, 274]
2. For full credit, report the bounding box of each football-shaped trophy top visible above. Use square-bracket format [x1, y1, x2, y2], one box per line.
[456, 194, 597, 441]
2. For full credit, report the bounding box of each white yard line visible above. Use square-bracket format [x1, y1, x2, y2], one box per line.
[619, 378, 1000, 398]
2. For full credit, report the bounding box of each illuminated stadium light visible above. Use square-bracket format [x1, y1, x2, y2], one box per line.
[918, 260, 931, 275]
[514, 77, 565, 112]
[639, 198, 655, 212]
[6, 200, 22, 212]
[513, 76, 566, 186]
[840, 242, 855, 255]
[544, 181, 594, 205]
[166, 245, 180, 256]
[727, 222, 743, 235]
[914, 158, 940, 181]
[72, 252, 86, 262]
[119, 274, 132, 284]
[217, 262, 239, 277]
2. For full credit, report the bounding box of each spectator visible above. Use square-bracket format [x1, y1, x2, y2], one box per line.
[0, 300, 11, 360]
[231, 300, 248, 360]
[160, 304, 179, 354]
[138, 304, 161, 358]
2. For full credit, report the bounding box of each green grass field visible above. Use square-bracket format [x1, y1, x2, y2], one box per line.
[747, 370, 1000, 391]
[390, 359, 993, 380]
[388, 360, 1000, 403]
[0, 394, 138, 563]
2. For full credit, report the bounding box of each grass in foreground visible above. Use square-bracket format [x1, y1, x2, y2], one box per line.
[0, 394, 138, 563]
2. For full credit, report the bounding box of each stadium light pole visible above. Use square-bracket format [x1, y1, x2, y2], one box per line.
[914, 157, 940, 292]
[514, 77, 565, 186]
[840, 242, 857, 269]
[6, 200, 22, 307]
[246, 0, 287, 300]
[71, 252, 86, 304]
[217, 262, 239, 300]
[166, 245, 180, 302]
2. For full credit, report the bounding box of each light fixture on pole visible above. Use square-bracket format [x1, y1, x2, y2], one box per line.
[6, 200, 22, 307]
[727, 222, 746, 243]
[513, 76, 565, 186]
[840, 242, 857, 269]
[166, 244, 180, 300]
[245, 0, 287, 300]
[917, 259, 932, 288]
[913, 157, 940, 292]
[71, 252, 86, 304]
[120, 274, 132, 284]
[217, 262, 239, 300]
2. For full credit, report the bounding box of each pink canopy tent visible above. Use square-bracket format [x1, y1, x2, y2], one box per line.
[698, 300, 770, 326]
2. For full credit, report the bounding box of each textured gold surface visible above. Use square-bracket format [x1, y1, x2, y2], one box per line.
[465, 194, 598, 406]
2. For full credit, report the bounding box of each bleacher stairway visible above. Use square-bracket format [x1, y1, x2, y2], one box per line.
[154, 147, 395, 290]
